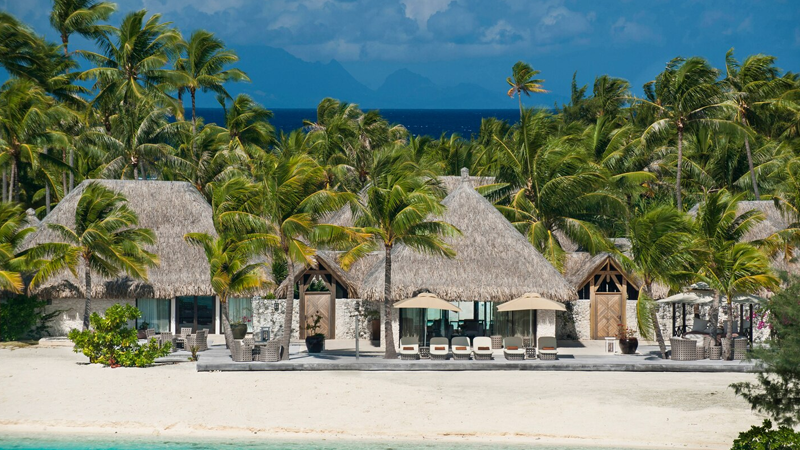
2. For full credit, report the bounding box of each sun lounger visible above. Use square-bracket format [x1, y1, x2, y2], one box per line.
[429, 337, 449, 360]
[503, 336, 525, 360]
[472, 336, 493, 360]
[399, 336, 420, 360]
[451, 336, 471, 360]
[537, 336, 558, 360]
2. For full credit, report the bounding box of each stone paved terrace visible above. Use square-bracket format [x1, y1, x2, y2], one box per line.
[194, 340, 759, 373]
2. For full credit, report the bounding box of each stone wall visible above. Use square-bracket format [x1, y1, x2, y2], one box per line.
[252, 297, 299, 340]
[251, 297, 383, 341]
[44, 298, 136, 335]
[536, 309, 556, 340]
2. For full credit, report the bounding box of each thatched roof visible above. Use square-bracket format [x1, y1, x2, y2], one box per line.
[24, 180, 222, 300]
[562, 251, 671, 299]
[358, 169, 576, 302]
[274, 250, 382, 298]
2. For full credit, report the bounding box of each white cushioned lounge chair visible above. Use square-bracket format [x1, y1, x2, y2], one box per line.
[399, 336, 420, 360]
[429, 337, 449, 360]
[451, 336, 472, 360]
[472, 336, 493, 360]
[503, 336, 525, 360]
[537, 336, 558, 360]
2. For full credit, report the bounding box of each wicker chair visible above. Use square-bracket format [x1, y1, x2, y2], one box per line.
[232, 339, 253, 362]
[176, 327, 192, 349]
[157, 332, 175, 351]
[670, 337, 697, 361]
[503, 336, 525, 360]
[472, 336, 493, 360]
[184, 334, 198, 352]
[537, 336, 558, 361]
[398, 336, 420, 361]
[429, 337, 449, 360]
[709, 345, 722, 360]
[196, 330, 208, 351]
[257, 341, 283, 362]
[733, 338, 748, 360]
[451, 336, 472, 360]
[145, 328, 156, 339]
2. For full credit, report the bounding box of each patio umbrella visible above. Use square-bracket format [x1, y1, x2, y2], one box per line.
[496, 292, 566, 339]
[393, 293, 461, 346]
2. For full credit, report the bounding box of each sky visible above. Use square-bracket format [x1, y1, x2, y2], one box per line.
[1, 0, 799, 108]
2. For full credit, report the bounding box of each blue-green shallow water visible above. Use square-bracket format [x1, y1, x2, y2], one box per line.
[0, 436, 636, 450]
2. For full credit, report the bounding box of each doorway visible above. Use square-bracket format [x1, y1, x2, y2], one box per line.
[300, 291, 335, 339]
[176, 296, 215, 333]
[592, 293, 624, 339]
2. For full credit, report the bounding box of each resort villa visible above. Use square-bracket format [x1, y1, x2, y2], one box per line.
[25, 173, 793, 347]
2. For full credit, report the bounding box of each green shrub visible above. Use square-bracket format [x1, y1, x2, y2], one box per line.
[731, 420, 800, 450]
[0, 296, 60, 341]
[67, 303, 171, 368]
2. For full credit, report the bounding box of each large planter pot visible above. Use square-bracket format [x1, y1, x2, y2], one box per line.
[305, 334, 325, 353]
[137, 330, 147, 339]
[619, 337, 639, 355]
[231, 324, 248, 339]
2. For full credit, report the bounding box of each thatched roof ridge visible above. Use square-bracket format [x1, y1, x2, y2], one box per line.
[358, 169, 576, 302]
[563, 245, 670, 299]
[274, 250, 383, 298]
[24, 180, 226, 300]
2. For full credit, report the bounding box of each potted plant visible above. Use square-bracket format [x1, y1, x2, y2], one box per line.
[617, 323, 638, 355]
[230, 316, 250, 339]
[305, 310, 325, 353]
[137, 321, 150, 339]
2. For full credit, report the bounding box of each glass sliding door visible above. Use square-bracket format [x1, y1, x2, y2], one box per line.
[177, 296, 216, 333]
[229, 297, 253, 331]
[137, 299, 170, 332]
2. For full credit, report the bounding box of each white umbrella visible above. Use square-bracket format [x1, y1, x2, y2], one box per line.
[496, 292, 566, 339]
[393, 293, 461, 346]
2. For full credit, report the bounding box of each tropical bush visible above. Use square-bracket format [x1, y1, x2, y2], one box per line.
[730, 420, 800, 450]
[67, 303, 170, 368]
[0, 296, 59, 341]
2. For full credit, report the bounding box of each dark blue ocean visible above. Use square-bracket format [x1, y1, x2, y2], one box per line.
[194, 108, 519, 138]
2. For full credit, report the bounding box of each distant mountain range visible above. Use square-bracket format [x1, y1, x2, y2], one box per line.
[226, 46, 514, 109]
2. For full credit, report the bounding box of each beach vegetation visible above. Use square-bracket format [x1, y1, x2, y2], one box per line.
[0, 295, 59, 341]
[67, 302, 170, 367]
[730, 419, 800, 450]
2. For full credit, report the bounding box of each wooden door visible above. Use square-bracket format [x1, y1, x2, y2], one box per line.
[302, 292, 333, 339]
[593, 293, 624, 339]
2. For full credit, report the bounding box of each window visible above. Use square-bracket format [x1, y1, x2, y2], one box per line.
[136, 299, 170, 332]
[229, 297, 254, 331]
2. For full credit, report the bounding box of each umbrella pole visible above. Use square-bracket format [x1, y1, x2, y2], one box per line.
[423, 308, 427, 347]
[529, 310, 533, 341]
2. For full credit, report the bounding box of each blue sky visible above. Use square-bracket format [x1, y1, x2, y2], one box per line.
[2, 0, 799, 108]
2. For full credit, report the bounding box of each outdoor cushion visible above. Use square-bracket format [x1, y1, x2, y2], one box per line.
[455, 346, 467, 351]
[477, 346, 490, 351]
[434, 346, 446, 351]
[692, 318, 711, 333]
[402, 346, 415, 351]
[541, 347, 556, 351]
[506, 346, 519, 351]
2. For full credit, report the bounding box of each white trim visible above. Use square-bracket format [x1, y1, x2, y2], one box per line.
[215, 297, 221, 334]
[169, 298, 176, 334]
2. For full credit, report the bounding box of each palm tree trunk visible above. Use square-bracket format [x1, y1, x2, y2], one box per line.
[10, 158, 17, 203]
[709, 290, 721, 344]
[219, 296, 234, 350]
[742, 118, 760, 198]
[83, 265, 92, 331]
[69, 149, 74, 192]
[133, 165, 138, 181]
[518, 94, 523, 121]
[724, 296, 734, 360]
[280, 253, 294, 360]
[62, 149, 68, 197]
[2, 167, 7, 202]
[383, 243, 397, 359]
[191, 88, 197, 155]
[676, 126, 683, 210]
[646, 283, 668, 359]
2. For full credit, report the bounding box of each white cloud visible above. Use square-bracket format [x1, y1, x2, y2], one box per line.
[401, 0, 451, 29]
[611, 17, 661, 44]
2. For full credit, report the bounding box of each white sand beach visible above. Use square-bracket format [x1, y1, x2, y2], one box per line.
[0, 345, 760, 449]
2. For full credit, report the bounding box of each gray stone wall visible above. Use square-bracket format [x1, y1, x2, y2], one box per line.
[44, 298, 136, 335]
[252, 297, 299, 340]
[334, 299, 380, 340]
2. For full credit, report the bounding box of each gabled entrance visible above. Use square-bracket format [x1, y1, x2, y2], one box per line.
[577, 258, 639, 339]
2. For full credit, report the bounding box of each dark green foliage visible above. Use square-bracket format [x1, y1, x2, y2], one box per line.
[730, 420, 800, 450]
[67, 303, 170, 367]
[731, 275, 800, 426]
[0, 296, 58, 341]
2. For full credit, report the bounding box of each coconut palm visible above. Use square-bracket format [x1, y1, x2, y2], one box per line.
[723, 49, 791, 199]
[176, 30, 249, 153]
[42, 182, 159, 330]
[617, 205, 697, 358]
[79, 10, 184, 111]
[50, 0, 116, 60]
[340, 147, 460, 359]
[638, 57, 737, 210]
[507, 61, 547, 119]
[219, 94, 274, 161]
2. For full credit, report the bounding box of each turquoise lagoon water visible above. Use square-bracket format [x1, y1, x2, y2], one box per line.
[0, 435, 641, 450]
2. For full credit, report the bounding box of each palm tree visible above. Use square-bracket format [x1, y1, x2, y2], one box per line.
[42, 182, 159, 330]
[176, 30, 249, 153]
[219, 94, 274, 161]
[618, 205, 697, 358]
[723, 49, 791, 199]
[507, 61, 547, 119]
[0, 79, 76, 202]
[50, 0, 115, 60]
[184, 179, 275, 350]
[340, 147, 460, 359]
[79, 10, 184, 111]
[638, 57, 736, 210]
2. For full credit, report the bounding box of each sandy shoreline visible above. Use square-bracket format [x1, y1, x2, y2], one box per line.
[0, 346, 761, 449]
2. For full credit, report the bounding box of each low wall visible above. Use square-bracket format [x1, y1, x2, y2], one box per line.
[44, 298, 136, 336]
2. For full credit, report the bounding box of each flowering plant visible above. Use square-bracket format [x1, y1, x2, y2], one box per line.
[230, 315, 251, 326]
[617, 323, 636, 340]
